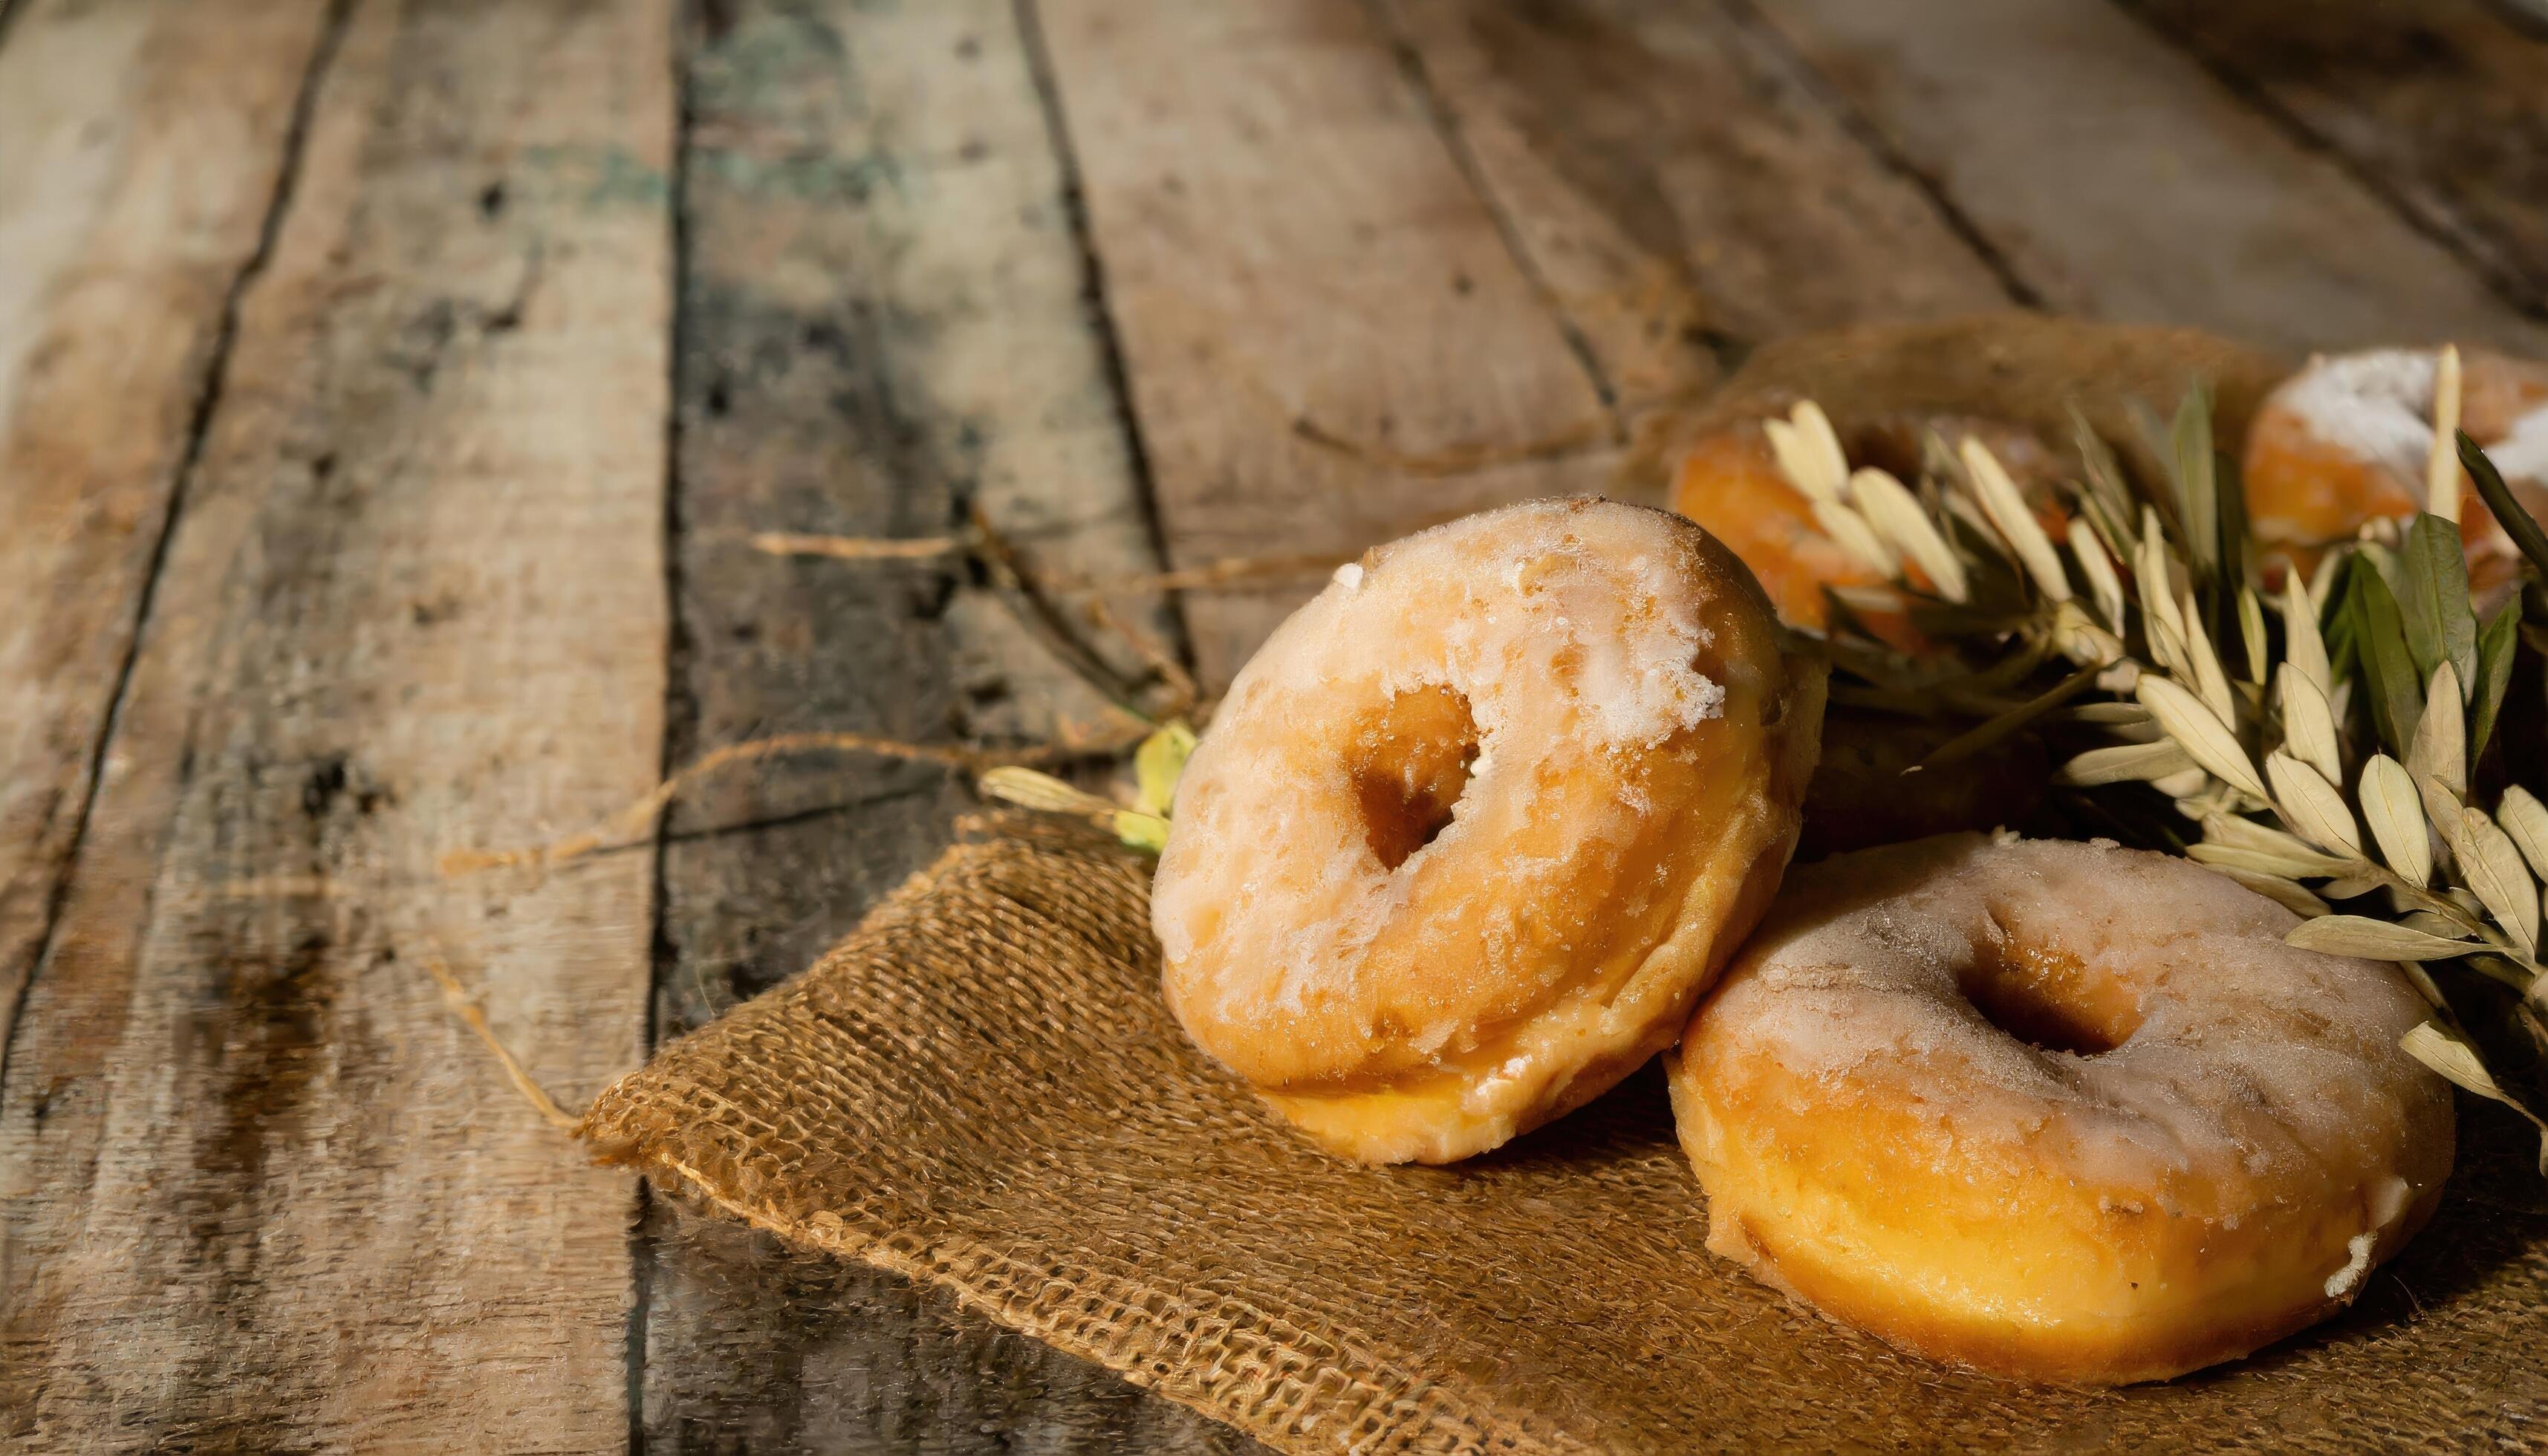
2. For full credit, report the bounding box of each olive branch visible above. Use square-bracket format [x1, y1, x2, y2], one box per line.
[1769, 359, 2548, 1169]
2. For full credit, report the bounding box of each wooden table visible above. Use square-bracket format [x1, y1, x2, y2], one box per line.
[4, 0, 2545, 1448]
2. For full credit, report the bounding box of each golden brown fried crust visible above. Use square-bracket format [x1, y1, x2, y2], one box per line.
[1157, 501, 1825, 1163]
[1670, 836, 2453, 1384]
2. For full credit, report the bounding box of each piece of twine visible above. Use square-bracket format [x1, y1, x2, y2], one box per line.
[437, 719, 1147, 877]
[420, 938, 585, 1133]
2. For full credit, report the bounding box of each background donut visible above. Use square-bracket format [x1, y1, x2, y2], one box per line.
[2243, 345, 2548, 597]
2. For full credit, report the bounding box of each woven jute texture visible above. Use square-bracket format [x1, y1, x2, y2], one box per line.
[582, 819, 2548, 1454]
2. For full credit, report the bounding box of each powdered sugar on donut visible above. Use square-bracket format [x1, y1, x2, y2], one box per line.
[2486, 402, 2548, 484]
[1701, 834, 2446, 1216]
[1153, 498, 1795, 1104]
[2277, 348, 2439, 483]
[1673, 833, 2455, 1379]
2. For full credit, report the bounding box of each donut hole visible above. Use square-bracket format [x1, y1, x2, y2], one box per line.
[1348, 685, 1480, 870]
[1957, 935, 2144, 1058]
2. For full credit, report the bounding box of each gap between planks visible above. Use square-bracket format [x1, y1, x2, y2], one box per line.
[1013, 0, 1203, 677]
[1365, 0, 1632, 424]
[630, 0, 703, 1442]
[0, 0, 356, 1096]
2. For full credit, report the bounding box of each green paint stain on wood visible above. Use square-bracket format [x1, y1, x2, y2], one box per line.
[521, 144, 672, 211]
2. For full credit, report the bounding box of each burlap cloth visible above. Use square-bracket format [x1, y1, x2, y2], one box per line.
[583, 320, 2548, 1452]
[582, 820, 2548, 1452]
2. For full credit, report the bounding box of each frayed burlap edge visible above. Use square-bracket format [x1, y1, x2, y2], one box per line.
[579, 822, 1582, 1456]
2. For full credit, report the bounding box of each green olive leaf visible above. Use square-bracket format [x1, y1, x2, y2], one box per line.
[2237, 586, 2268, 684]
[2471, 599, 2521, 759]
[2350, 565, 2425, 758]
[980, 766, 1117, 817]
[2461, 429, 2548, 580]
[2321, 553, 2361, 688]
[2398, 511, 2477, 694]
[2458, 807, 2541, 958]
[2503, 786, 2548, 883]
[2138, 675, 2266, 798]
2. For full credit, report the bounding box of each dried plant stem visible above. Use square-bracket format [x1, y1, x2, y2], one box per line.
[1288, 411, 1616, 478]
[965, 504, 1172, 718]
[419, 940, 585, 1134]
[2427, 345, 2464, 524]
[749, 530, 966, 562]
[1212, 325, 1620, 477]
[438, 728, 1136, 876]
[1086, 594, 1199, 720]
[1917, 661, 2103, 770]
[747, 521, 1356, 598]
[1063, 552, 1353, 596]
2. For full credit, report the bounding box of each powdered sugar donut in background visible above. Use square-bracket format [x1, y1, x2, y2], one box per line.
[1153, 498, 1826, 1165]
[2243, 346, 2548, 597]
[1669, 833, 2453, 1385]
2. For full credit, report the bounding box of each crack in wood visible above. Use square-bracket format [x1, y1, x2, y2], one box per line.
[1365, 0, 1628, 428]
[0, 0, 358, 1099]
[1011, 0, 1200, 680]
[631, 1, 703, 1446]
[2108, 0, 2548, 323]
[1713, 0, 2047, 313]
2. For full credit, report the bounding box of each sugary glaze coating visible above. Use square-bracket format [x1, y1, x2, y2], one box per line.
[1669, 834, 2453, 1385]
[2244, 346, 2548, 595]
[1666, 414, 2064, 650]
[1154, 499, 1826, 1165]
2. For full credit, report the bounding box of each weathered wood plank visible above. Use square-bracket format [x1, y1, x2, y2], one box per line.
[0, 0, 673, 1446]
[0, 0, 336, 1097]
[1747, 0, 2548, 356]
[645, 1213, 1265, 1453]
[1035, 0, 1622, 684]
[1370, 0, 2012, 404]
[645, 0, 1249, 1448]
[2119, 0, 2548, 320]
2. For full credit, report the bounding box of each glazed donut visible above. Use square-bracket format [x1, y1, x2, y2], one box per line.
[1668, 833, 2452, 1385]
[1667, 412, 2065, 650]
[1154, 498, 1825, 1165]
[2244, 345, 2548, 594]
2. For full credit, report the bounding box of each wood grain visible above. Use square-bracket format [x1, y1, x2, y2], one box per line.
[644, 0, 1247, 1447]
[1747, 0, 2548, 356]
[0, 0, 672, 1446]
[1370, 0, 2012, 405]
[644, 1212, 1263, 1453]
[0, 0, 336, 1100]
[1034, 0, 1624, 684]
[2119, 0, 2548, 320]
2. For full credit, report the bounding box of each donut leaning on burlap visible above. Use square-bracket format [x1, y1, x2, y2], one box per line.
[1151, 498, 1826, 1164]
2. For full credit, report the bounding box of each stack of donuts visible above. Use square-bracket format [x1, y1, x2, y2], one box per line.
[1143, 337, 2529, 1386]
